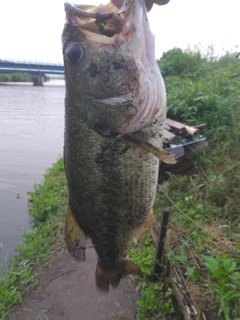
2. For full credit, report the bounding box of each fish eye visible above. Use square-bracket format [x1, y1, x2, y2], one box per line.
[66, 42, 83, 62]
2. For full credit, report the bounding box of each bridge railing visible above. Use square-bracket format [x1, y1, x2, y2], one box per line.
[0, 59, 64, 75]
[0, 58, 64, 67]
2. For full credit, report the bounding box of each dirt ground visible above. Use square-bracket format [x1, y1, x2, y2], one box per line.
[11, 240, 140, 320]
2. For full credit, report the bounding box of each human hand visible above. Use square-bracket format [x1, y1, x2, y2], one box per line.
[145, 0, 170, 11]
[111, 0, 170, 12]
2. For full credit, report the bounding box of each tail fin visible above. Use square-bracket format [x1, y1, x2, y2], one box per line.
[96, 258, 142, 292]
[65, 203, 87, 261]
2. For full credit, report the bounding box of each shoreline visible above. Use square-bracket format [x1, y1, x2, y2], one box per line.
[0, 158, 68, 319]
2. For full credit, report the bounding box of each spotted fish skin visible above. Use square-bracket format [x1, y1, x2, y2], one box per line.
[62, 0, 166, 291]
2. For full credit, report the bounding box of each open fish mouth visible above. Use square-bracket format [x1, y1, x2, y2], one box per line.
[64, 1, 134, 38]
[63, 0, 145, 47]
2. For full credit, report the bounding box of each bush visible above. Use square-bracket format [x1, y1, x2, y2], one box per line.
[158, 48, 240, 136]
[0, 72, 31, 82]
[158, 47, 206, 78]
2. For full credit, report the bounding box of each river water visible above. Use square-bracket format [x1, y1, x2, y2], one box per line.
[0, 81, 65, 271]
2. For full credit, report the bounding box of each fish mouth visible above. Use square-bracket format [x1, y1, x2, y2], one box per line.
[64, 1, 134, 38]
[64, 1, 166, 135]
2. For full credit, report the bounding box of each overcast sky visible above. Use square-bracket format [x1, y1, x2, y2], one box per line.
[0, 0, 238, 64]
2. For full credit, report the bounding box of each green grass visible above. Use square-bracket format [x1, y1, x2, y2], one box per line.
[0, 158, 67, 320]
[129, 235, 176, 319]
[153, 48, 240, 320]
[157, 172, 240, 319]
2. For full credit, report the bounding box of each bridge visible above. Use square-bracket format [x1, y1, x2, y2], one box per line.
[0, 59, 64, 85]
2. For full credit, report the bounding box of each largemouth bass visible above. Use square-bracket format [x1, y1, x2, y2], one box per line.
[62, 0, 174, 291]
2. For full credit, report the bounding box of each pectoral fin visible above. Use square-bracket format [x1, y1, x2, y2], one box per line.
[123, 134, 176, 164]
[65, 203, 87, 261]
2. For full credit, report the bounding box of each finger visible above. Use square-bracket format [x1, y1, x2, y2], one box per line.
[111, 0, 123, 9]
[112, 0, 154, 12]
[111, 0, 170, 12]
[146, 1, 154, 12]
[154, 0, 170, 5]
[146, 0, 170, 12]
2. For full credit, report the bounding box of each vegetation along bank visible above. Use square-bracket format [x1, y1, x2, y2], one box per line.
[0, 73, 31, 82]
[0, 48, 240, 320]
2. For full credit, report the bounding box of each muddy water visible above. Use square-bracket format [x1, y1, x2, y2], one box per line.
[0, 81, 65, 272]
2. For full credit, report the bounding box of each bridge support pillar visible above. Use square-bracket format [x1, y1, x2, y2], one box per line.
[31, 74, 44, 86]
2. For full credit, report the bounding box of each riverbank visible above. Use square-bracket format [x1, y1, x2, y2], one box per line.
[0, 73, 31, 82]
[0, 158, 67, 319]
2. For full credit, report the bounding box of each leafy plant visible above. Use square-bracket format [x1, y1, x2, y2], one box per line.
[185, 266, 202, 282]
[136, 282, 174, 319]
[129, 235, 155, 277]
[158, 47, 206, 78]
[203, 254, 240, 320]
[158, 48, 240, 133]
